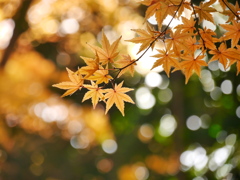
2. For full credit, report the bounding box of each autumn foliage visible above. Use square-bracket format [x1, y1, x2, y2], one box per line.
[53, 0, 240, 115]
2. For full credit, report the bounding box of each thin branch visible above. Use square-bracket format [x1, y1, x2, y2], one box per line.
[190, 1, 207, 50]
[221, 0, 240, 20]
[112, 0, 185, 80]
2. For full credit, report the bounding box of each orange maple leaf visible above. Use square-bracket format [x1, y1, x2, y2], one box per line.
[88, 32, 121, 65]
[104, 81, 134, 116]
[82, 81, 105, 109]
[151, 49, 181, 77]
[198, 28, 218, 50]
[144, 1, 163, 23]
[222, 1, 240, 23]
[209, 43, 239, 69]
[225, 45, 240, 74]
[53, 68, 84, 97]
[166, 29, 191, 56]
[234, 45, 240, 75]
[140, 0, 158, 6]
[183, 36, 201, 55]
[114, 55, 136, 78]
[154, 2, 177, 29]
[181, 53, 207, 84]
[176, 1, 192, 18]
[144, 0, 186, 29]
[220, 20, 240, 48]
[175, 16, 196, 34]
[194, 0, 216, 24]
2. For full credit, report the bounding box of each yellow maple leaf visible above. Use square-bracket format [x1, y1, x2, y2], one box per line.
[114, 55, 136, 78]
[181, 53, 207, 84]
[88, 31, 121, 65]
[82, 81, 105, 109]
[88, 65, 113, 84]
[220, 20, 240, 48]
[126, 23, 158, 54]
[151, 49, 181, 77]
[79, 55, 99, 78]
[53, 68, 84, 97]
[104, 81, 134, 116]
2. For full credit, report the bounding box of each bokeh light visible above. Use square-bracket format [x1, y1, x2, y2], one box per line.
[145, 71, 162, 88]
[186, 115, 202, 131]
[220, 80, 232, 94]
[102, 139, 118, 154]
[158, 114, 177, 137]
[0, 0, 240, 179]
[138, 124, 154, 142]
[97, 158, 113, 173]
[0, 19, 14, 49]
[129, 44, 163, 75]
[158, 88, 173, 103]
[135, 87, 156, 109]
[60, 18, 79, 34]
[180, 146, 208, 172]
[200, 69, 215, 92]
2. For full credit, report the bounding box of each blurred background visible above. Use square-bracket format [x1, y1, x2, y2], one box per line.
[0, 0, 240, 179]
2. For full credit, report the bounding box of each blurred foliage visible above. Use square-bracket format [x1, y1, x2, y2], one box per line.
[0, 0, 240, 180]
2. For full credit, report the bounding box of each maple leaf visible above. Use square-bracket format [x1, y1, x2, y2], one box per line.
[144, 1, 162, 23]
[181, 53, 208, 84]
[176, 1, 192, 18]
[198, 28, 218, 50]
[127, 24, 158, 54]
[88, 31, 121, 65]
[139, 0, 157, 6]
[104, 81, 134, 116]
[114, 55, 136, 77]
[230, 45, 240, 75]
[53, 68, 84, 97]
[222, 1, 240, 23]
[165, 29, 191, 56]
[183, 37, 201, 55]
[79, 55, 99, 78]
[88, 65, 113, 84]
[82, 81, 105, 109]
[220, 21, 240, 48]
[154, 2, 178, 29]
[209, 43, 240, 69]
[151, 49, 181, 77]
[194, 0, 216, 24]
[175, 16, 196, 34]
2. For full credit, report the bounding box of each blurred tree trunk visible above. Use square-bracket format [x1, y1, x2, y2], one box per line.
[0, 0, 31, 68]
[170, 71, 186, 179]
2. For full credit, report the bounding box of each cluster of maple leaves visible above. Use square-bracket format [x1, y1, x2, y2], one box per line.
[53, 0, 240, 116]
